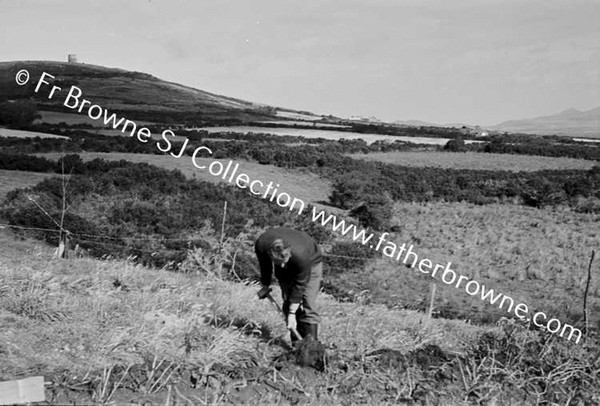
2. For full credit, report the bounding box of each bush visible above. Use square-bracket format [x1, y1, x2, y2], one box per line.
[350, 193, 394, 230]
[56, 154, 87, 175]
[330, 170, 379, 209]
[0, 153, 54, 172]
[444, 137, 467, 152]
[0, 100, 40, 126]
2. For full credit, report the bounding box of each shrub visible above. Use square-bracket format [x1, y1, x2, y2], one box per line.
[444, 137, 467, 152]
[0, 100, 40, 126]
[350, 193, 394, 230]
[56, 154, 87, 175]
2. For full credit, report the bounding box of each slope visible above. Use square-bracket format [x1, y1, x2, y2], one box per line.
[490, 106, 600, 138]
[0, 61, 279, 125]
[1, 227, 599, 404]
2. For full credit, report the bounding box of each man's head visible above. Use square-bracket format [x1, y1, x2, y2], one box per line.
[269, 238, 292, 267]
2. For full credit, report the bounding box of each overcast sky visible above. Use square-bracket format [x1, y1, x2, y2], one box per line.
[1, 0, 599, 125]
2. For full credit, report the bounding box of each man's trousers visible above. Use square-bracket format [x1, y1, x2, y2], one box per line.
[280, 262, 322, 325]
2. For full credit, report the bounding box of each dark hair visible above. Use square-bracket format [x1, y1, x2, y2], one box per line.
[269, 239, 290, 256]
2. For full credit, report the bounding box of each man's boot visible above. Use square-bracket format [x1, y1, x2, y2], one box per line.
[299, 322, 318, 341]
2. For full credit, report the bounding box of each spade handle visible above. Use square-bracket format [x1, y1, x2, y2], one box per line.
[289, 327, 303, 341]
[266, 293, 303, 341]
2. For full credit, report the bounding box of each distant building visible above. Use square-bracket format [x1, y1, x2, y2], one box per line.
[348, 116, 364, 122]
[348, 115, 382, 123]
[68, 54, 78, 63]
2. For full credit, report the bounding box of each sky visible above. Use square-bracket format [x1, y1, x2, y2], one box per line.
[1, 0, 599, 126]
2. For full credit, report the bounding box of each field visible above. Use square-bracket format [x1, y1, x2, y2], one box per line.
[0, 127, 68, 139]
[3, 228, 598, 404]
[3, 151, 598, 402]
[2, 59, 600, 404]
[0, 170, 56, 200]
[331, 201, 600, 329]
[36, 152, 334, 210]
[257, 121, 351, 129]
[0, 228, 482, 404]
[573, 138, 600, 143]
[82, 128, 190, 142]
[198, 126, 485, 146]
[347, 151, 599, 172]
[35, 110, 156, 127]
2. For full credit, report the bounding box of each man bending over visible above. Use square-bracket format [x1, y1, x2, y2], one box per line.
[255, 227, 323, 343]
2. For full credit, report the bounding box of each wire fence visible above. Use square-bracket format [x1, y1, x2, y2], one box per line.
[0, 223, 372, 259]
[1, 222, 497, 320]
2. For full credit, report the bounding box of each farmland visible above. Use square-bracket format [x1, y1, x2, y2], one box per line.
[2, 159, 600, 403]
[1, 228, 597, 404]
[0, 170, 56, 200]
[329, 201, 600, 328]
[348, 150, 599, 172]
[1, 59, 599, 404]
[34, 110, 156, 127]
[0, 127, 68, 139]
[35, 152, 334, 210]
[199, 126, 485, 145]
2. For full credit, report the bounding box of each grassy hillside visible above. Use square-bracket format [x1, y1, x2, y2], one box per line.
[0, 61, 277, 125]
[1, 229, 598, 404]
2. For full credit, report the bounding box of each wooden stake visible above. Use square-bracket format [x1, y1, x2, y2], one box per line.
[428, 283, 436, 318]
[58, 154, 73, 259]
[218, 201, 227, 278]
[583, 250, 595, 336]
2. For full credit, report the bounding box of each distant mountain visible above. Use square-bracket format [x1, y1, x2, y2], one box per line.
[0, 60, 322, 125]
[489, 107, 600, 138]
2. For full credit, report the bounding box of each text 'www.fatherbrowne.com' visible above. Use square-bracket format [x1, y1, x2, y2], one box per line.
[310, 206, 582, 344]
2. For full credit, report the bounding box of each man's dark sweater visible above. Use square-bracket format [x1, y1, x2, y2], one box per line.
[255, 227, 322, 303]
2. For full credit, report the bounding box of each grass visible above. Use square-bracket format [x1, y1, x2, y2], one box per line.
[347, 151, 599, 172]
[0, 228, 490, 404]
[37, 152, 333, 209]
[0, 128, 68, 140]
[35, 110, 156, 127]
[3, 155, 600, 403]
[2, 228, 598, 404]
[0, 61, 260, 115]
[0, 170, 56, 201]
[327, 201, 600, 331]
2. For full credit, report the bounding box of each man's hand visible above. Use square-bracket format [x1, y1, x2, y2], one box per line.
[257, 285, 271, 300]
[287, 313, 297, 331]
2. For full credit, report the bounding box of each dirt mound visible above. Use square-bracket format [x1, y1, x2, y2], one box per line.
[366, 344, 449, 370]
[274, 337, 328, 372]
[296, 338, 327, 371]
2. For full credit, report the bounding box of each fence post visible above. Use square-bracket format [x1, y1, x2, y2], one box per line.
[218, 201, 227, 278]
[427, 283, 436, 318]
[583, 250, 595, 336]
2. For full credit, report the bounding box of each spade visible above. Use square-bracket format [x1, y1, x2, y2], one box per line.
[266, 293, 326, 371]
